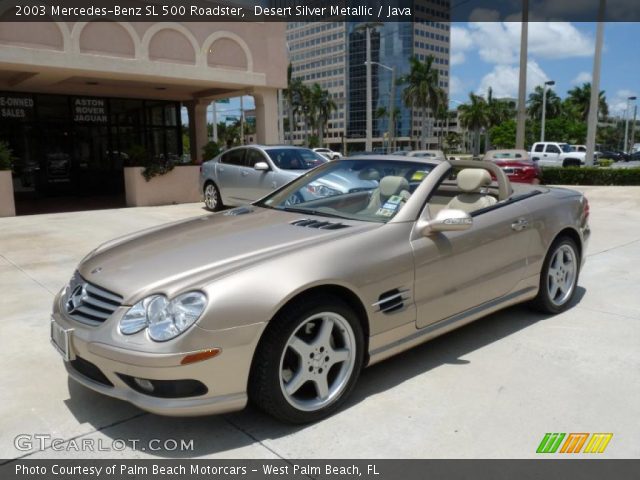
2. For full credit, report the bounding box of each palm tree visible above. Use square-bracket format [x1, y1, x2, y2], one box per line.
[565, 82, 609, 121]
[484, 87, 516, 150]
[284, 64, 305, 144]
[458, 93, 489, 157]
[312, 84, 337, 147]
[400, 55, 442, 149]
[527, 85, 561, 121]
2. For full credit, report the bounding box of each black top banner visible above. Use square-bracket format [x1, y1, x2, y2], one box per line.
[4, 0, 640, 22]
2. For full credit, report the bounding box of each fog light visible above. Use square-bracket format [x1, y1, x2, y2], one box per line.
[133, 377, 154, 393]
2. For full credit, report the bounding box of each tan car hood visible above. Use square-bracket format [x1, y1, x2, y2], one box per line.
[78, 207, 375, 303]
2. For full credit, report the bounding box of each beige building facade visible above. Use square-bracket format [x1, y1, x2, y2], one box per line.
[0, 11, 287, 215]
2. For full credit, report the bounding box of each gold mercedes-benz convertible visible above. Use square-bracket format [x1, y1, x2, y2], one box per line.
[51, 157, 590, 423]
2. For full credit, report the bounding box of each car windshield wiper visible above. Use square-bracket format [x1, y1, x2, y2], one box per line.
[278, 206, 349, 220]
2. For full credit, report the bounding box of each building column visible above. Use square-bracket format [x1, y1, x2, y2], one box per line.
[253, 88, 279, 145]
[186, 100, 209, 164]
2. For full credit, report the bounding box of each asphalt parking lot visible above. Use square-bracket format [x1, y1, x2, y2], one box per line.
[1, 186, 639, 460]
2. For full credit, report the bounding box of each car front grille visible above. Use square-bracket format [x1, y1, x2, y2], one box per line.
[63, 271, 123, 326]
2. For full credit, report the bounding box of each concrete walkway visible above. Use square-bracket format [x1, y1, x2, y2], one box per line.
[0, 188, 638, 459]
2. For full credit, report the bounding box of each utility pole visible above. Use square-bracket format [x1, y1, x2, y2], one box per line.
[585, 0, 606, 166]
[624, 96, 637, 153]
[240, 96, 245, 146]
[211, 102, 218, 143]
[389, 65, 396, 152]
[515, 0, 529, 149]
[631, 105, 638, 152]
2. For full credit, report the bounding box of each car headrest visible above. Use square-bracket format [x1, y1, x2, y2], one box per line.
[380, 176, 409, 198]
[457, 169, 491, 192]
[358, 168, 380, 181]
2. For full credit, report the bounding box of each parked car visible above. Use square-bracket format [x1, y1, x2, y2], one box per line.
[313, 147, 342, 160]
[483, 149, 542, 184]
[598, 150, 630, 162]
[570, 144, 587, 153]
[530, 142, 586, 167]
[51, 156, 589, 423]
[406, 150, 446, 161]
[199, 145, 328, 211]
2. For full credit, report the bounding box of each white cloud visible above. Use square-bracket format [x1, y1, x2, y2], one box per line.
[572, 72, 593, 85]
[449, 76, 465, 96]
[477, 60, 550, 99]
[609, 89, 639, 117]
[450, 26, 473, 66]
[455, 22, 594, 65]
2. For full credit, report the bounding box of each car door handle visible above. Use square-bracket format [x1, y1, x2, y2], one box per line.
[241, 171, 249, 177]
[511, 218, 529, 231]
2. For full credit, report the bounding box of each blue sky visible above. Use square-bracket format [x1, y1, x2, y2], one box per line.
[450, 22, 638, 116]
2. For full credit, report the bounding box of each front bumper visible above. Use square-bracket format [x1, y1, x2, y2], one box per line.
[52, 295, 266, 416]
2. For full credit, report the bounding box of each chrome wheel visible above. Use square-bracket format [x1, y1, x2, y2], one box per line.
[547, 244, 578, 307]
[204, 184, 218, 210]
[279, 312, 356, 412]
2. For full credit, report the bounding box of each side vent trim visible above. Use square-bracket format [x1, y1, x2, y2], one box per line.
[373, 288, 410, 314]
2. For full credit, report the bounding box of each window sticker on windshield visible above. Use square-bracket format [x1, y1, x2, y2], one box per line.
[386, 195, 403, 205]
[411, 171, 428, 181]
[375, 208, 396, 217]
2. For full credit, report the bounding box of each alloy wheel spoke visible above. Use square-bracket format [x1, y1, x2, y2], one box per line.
[289, 336, 311, 358]
[330, 348, 350, 365]
[314, 317, 334, 349]
[285, 370, 309, 396]
[314, 374, 330, 400]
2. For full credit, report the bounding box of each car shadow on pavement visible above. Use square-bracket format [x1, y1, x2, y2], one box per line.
[62, 288, 586, 458]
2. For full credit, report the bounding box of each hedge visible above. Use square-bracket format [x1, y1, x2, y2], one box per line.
[541, 167, 640, 186]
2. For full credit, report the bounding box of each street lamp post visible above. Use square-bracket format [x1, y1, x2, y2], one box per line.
[515, 0, 529, 149]
[624, 96, 637, 153]
[585, 0, 605, 166]
[356, 22, 383, 152]
[365, 61, 396, 152]
[540, 80, 555, 142]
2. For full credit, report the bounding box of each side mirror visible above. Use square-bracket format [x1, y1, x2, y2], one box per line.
[254, 161, 270, 171]
[421, 209, 473, 235]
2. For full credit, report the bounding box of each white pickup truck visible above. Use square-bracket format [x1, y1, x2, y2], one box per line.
[530, 142, 586, 167]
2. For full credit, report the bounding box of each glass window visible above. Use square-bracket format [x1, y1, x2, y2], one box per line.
[221, 148, 246, 166]
[546, 144, 561, 154]
[534, 144, 545, 152]
[245, 148, 268, 167]
[259, 159, 436, 223]
[266, 148, 327, 170]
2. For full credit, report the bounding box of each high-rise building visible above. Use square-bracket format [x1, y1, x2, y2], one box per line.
[285, 3, 452, 152]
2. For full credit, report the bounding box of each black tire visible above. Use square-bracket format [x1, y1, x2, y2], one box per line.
[563, 159, 581, 168]
[203, 182, 223, 211]
[249, 294, 365, 424]
[530, 236, 581, 314]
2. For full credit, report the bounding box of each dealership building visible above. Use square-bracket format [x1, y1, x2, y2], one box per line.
[0, 18, 286, 216]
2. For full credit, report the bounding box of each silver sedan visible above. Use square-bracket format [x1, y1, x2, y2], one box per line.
[199, 145, 327, 211]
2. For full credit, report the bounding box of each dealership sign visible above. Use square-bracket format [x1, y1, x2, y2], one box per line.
[73, 97, 107, 123]
[0, 94, 34, 119]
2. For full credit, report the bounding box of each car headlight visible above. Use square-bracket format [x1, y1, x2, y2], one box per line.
[307, 183, 341, 197]
[119, 291, 207, 341]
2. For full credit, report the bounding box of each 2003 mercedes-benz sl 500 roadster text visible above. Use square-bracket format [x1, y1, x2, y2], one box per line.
[51, 158, 590, 423]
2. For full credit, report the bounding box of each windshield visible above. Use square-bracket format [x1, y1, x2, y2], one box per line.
[266, 148, 328, 170]
[560, 144, 573, 153]
[258, 159, 436, 223]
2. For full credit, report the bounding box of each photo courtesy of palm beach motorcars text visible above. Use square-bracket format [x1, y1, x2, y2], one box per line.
[1, 0, 639, 478]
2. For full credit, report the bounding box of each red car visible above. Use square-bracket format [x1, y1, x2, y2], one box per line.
[483, 149, 542, 184]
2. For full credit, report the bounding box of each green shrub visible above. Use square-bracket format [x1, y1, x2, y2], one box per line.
[202, 141, 221, 162]
[126, 145, 175, 182]
[542, 167, 640, 186]
[598, 158, 614, 167]
[0, 141, 13, 171]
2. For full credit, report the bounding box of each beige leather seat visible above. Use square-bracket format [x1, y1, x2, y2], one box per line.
[361, 176, 411, 214]
[446, 169, 497, 213]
